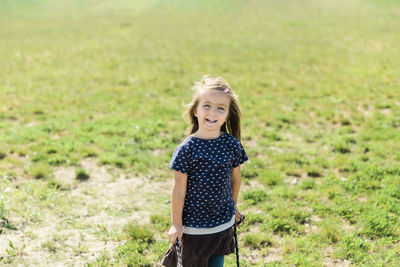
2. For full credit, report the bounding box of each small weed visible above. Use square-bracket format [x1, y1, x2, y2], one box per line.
[332, 142, 351, 154]
[290, 210, 310, 224]
[6, 240, 26, 257]
[29, 163, 51, 179]
[340, 118, 352, 126]
[115, 223, 158, 266]
[45, 146, 58, 154]
[48, 155, 67, 166]
[16, 148, 28, 157]
[241, 158, 266, 179]
[261, 130, 282, 141]
[245, 212, 266, 225]
[80, 146, 99, 158]
[88, 250, 119, 266]
[243, 233, 273, 248]
[31, 152, 47, 162]
[275, 186, 297, 199]
[53, 233, 68, 242]
[73, 243, 89, 256]
[260, 169, 282, 186]
[117, 240, 152, 266]
[46, 178, 62, 189]
[96, 224, 113, 242]
[123, 223, 154, 243]
[275, 113, 294, 124]
[306, 167, 323, 177]
[41, 240, 57, 252]
[320, 222, 342, 244]
[336, 233, 371, 264]
[362, 211, 396, 238]
[337, 205, 357, 224]
[76, 168, 90, 181]
[113, 158, 126, 169]
[243, 189, 268, 205]
[150, 214, 170, 232]
[300, 179, 315, 190]
[268, 217, 298, 235]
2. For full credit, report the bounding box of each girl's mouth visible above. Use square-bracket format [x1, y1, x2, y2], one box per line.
[206, 118, 217, 123]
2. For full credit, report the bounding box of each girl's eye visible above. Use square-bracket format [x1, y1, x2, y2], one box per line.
[218, 107, 225, 111]
[203, 105, 211, 108]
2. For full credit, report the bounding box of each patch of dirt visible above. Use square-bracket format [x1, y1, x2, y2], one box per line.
[54, 165, 76, 189]
[150, 148, 168, 157]
[243, 137, 257, 148]
[0, 158, 173, 266]
[24, 122, 40, 128]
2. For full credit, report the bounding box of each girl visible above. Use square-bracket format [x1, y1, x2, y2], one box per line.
[162, 75, 248, 267]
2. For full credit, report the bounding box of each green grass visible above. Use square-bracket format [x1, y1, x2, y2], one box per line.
[243, 232, 273, 249]
[1, 0, 400, 265]
[75, 168, 90, 181]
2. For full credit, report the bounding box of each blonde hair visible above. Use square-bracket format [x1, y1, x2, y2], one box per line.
[184, 75, 243, 141]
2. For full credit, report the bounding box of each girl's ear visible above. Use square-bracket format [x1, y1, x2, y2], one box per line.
[193, 105, 198, 117]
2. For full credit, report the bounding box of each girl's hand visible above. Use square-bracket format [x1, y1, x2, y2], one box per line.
[168, 224, 183, 244]
[235, 207, 245, 229]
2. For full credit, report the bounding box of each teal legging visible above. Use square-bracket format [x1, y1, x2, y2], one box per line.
[208, 254, 224, 267]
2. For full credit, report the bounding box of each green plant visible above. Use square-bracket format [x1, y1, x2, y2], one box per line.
[41, 240, 57, 252]
[243, 189, 268, 205]
[123, 223, 154, 243]
[336, 234, 370, 264]
[150, 214, 170, 232]
[260, 169, 283, 187]
[362, 210, 396, 239]
[300, 179, 315, 190]
[29, 163, 51, 179]
[6, 240, 26, 257]
[243, 233, 273, 249]
[76, 168, 90, 181]
[320, 222, 342, 244]
[268, 217, 298, 235]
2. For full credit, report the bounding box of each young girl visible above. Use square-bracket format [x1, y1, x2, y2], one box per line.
[161, 75, 248, 267]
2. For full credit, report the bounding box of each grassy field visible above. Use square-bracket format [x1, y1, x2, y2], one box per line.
[1, 0, 400, 265]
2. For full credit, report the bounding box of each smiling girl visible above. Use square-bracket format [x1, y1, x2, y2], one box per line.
[161, 75, 248, 267]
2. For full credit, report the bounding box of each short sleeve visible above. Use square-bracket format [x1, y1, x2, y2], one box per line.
[169, 143, 191, 175]
[232, 140, 248, 168]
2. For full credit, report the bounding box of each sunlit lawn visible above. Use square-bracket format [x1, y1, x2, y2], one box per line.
[1, 0, 400, 265]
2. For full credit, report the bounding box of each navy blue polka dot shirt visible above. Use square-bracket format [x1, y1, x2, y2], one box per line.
[170, 132, 248, 228]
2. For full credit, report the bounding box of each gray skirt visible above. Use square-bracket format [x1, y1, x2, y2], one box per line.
[161, 227, 235, 267]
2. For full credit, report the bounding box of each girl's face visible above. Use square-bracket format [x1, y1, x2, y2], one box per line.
[194, 90, 230, 134]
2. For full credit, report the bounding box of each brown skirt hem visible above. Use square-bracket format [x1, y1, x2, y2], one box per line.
[161, 227, 235, 267]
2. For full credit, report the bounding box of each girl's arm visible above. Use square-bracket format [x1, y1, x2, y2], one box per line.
[231, 166, 242, 206]
[168, 170, 188, 244]
[231, 166, 244, 223]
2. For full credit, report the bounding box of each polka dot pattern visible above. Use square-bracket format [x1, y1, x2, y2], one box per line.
[170, 132, 248, 228]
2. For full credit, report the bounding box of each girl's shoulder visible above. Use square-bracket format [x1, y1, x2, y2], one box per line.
[223, 132, 243, 148]
[224, 132, 239, 142]
[173, 135, 195, 151]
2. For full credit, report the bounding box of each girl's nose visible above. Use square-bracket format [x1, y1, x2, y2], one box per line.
[210, 107, 217, 115]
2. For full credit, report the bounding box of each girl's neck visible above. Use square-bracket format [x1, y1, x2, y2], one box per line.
[192, 130, 223, 140]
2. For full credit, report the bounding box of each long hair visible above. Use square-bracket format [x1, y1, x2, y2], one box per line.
[184, 75, 243, 141]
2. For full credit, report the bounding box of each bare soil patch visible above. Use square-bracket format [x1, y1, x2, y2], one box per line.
[1, 158, 172, 266]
